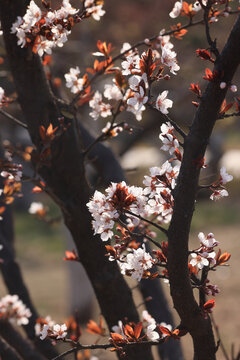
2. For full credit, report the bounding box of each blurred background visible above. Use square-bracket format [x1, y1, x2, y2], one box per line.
[0, 0, 239, 359]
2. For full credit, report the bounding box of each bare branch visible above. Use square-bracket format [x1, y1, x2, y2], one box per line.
[51, 337, 167, 360]
[124, 209, 168, 236]
[0, 109, 27, 129]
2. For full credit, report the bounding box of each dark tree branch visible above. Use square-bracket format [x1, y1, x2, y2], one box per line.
[0, 336, 22, 360]
[124, 209, 168, 235]
[0, 109, 28, 129]
[0, 2, 153, 359]
[0, 141, 58, 359]
[203, 0, 220, 58]
[51, 337, 167, 360]
[167, 14, 240, 360]
[0, 232, 59, 359]
[0, 321, 45, 360]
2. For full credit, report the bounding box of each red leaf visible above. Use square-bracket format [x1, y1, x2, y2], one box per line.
[134, 322, 143, 339]
[203, 299, 215, 311]
[110, 333, 125, 342]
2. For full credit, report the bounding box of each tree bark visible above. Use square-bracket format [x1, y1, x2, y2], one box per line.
[0, 336, 22, 360]
[167, 15, 240, 360]
[0, 321, 45, 360]
[0, 2, 153, 359]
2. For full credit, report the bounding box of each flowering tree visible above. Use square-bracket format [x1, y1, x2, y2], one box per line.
[0, 1, 239, 360]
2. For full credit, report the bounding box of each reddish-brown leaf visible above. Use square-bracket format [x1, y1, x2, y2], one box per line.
[134, 322, 143, 339]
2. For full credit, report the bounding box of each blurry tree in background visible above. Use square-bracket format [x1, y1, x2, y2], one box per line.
[0, 1, 240, 360]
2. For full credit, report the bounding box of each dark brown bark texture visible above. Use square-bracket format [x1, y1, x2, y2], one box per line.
[0, 336, 22, 360]
[167, 15, 240, 360]
[0, 321, 45, 360]
[0, 2, 153, 359]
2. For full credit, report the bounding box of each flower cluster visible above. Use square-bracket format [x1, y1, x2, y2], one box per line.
[89, 91, 112, 120]
[101, 122, 124, 137]
[111, 310, 183, 346]
[159, 122, 179, 155]
[65, 67, 86, 94]
[118, 244, 154, 282]
[169, 1, 206, 19]
[0, 295, 32, 325]
[169, 1, 183, 18]
[143, 162, 179, 223]
[87, 182, 147, 241]
[0, 157, 23, 206]
[84, 0, 106, 21]
[87, 40, 178, 124]
[35, 316, 55, 337]
[189, 231, 230, 277]
[11, 0, 95, 56]
[40, 322, 68, 340]
[190, 232, 219, 270]
[28, 202, 47, 219]
[87, 120, 183, 247]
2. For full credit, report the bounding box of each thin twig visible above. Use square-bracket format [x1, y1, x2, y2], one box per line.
[203, 0, 220, 58]
[147, 104, 186, 140]
[70, 19, 205, 107]
[211, 314, 230, 360]
[124, 210, 168, 236]
[83, 120, 125, 157]
[218, 112, 240, 119]
[0, 109, 28, 129]
[51, 338, 166, 360]
[117, 218, 163, 250]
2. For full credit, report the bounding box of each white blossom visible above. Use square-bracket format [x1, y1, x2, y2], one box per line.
[0, 295, 32, 325]
[89, 91, 112, 120]
[156, 91, 173, 114]
[28, 202, 44, 214]
[40, 324, 50, 340]
[220, 167, 233, 185]
[146, 323, 160, 341]
[112, 320, 124, 335]
[198, 232, 219, 248]
[104, 83, 123, 101]
[52, 324, 67, 339]
[65, 67, 84, 94]
[142, 310, 156, 326]
[11, 0, 79, 56]
[161, 46, 180, 75]
[121, 55, 140, 76]
[119, 245, 153, 281]
[169, 1, 183, 19]
[210, 189, 229, 201]
[190, 251, 216, 269]
[87, 5, 105, 21]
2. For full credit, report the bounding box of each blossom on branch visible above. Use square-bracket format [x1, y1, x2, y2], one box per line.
[39, 322, 68, 340]
[65, 67, 85, 94]
[190, 251, 216, 269]
[156, 92, 173, 115]
[11, 0, 104, 56]
[198, 232, 219, 249]
[159, 122, 179, 155]
[89, 91, 112, 120]
[118, 244, 153, 281]
[169, 1, 183, 19]
[85, 2, 106, 21]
